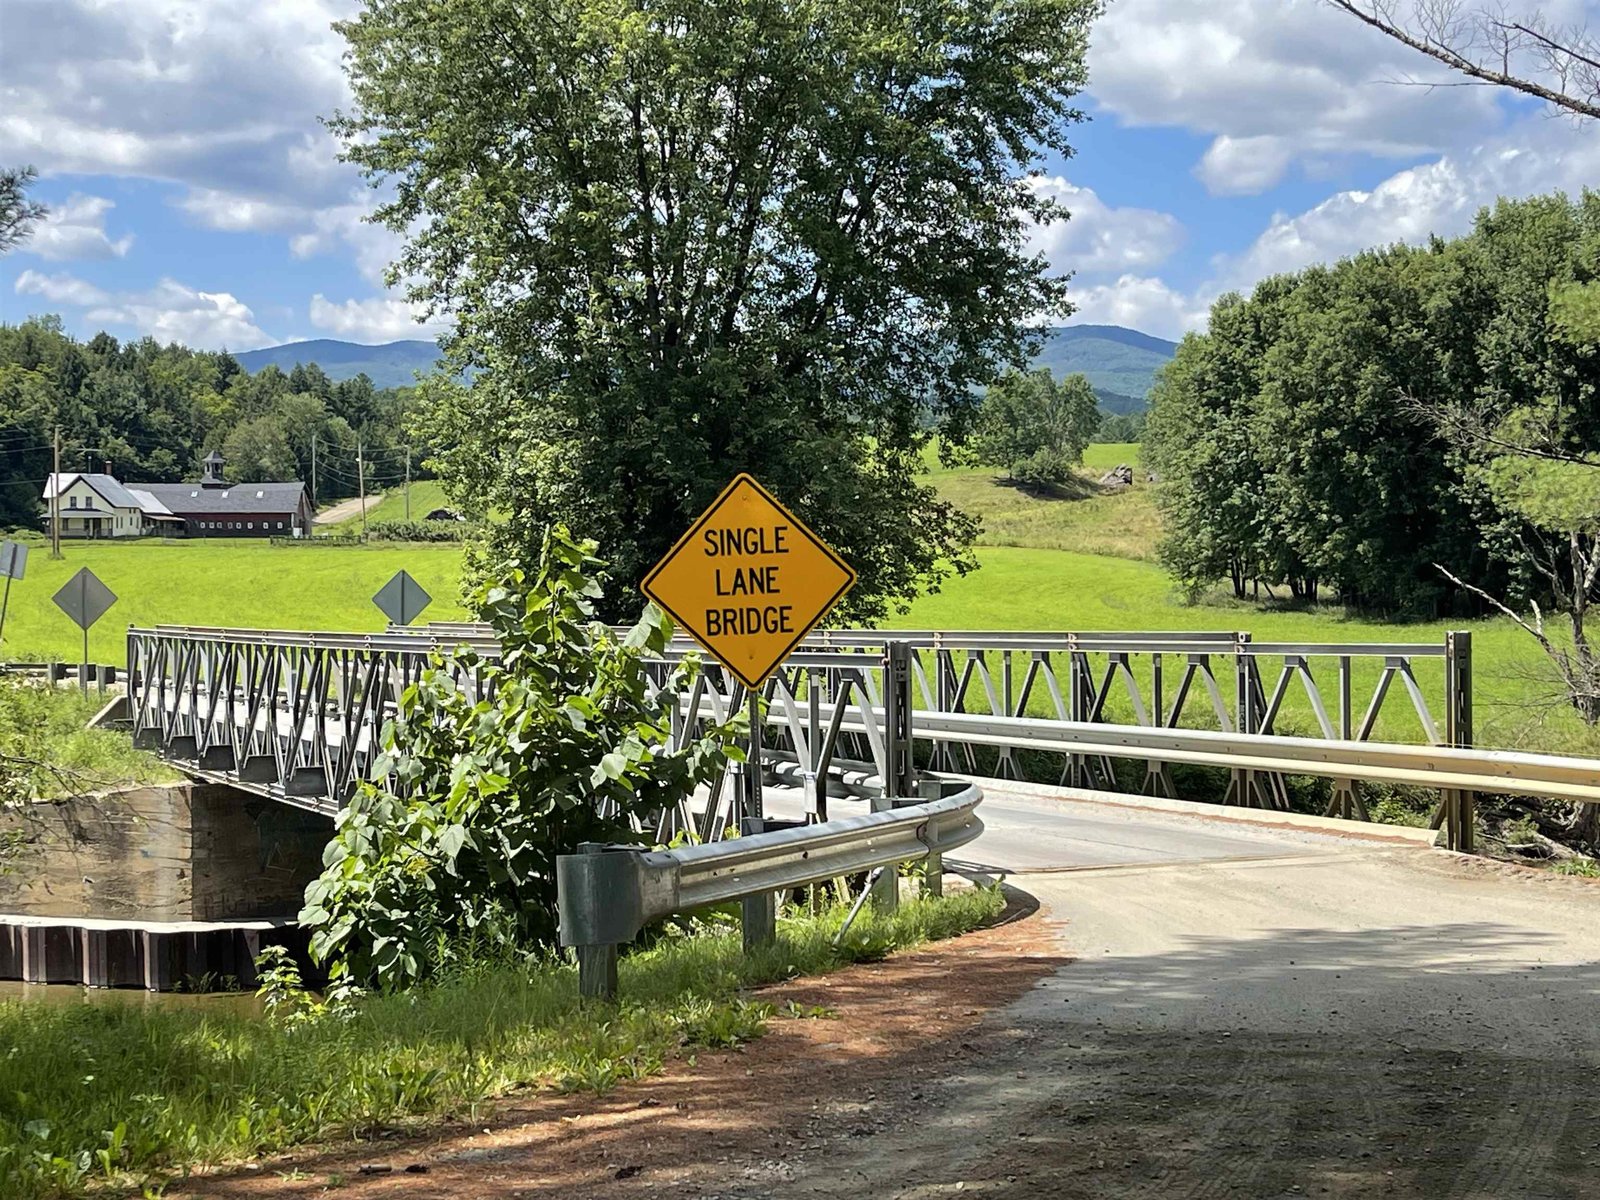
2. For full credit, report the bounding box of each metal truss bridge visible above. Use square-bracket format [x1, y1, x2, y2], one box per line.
[126, 623, 1600, 853]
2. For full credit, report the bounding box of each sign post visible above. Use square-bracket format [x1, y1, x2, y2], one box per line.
[0, 540, 26, 650]
[642, 473, 857, 949]
[51, 567, 117, 694]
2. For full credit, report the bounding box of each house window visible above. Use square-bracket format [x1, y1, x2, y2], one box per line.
[69, 496, 77, 509]
[277, 522, 284, 530]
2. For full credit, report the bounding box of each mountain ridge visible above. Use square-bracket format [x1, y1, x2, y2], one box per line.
[237, 323, 1179, 406]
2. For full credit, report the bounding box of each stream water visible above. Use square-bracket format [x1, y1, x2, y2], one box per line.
[0, 980, 263, 1014]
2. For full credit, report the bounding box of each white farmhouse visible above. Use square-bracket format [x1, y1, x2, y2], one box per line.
[41, 473, 182, 539]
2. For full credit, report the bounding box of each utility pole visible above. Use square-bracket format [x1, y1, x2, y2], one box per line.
[51, 425, 62, 559]
[404, 446, 411, 521]
[357, 439, 367, 541]
[311, 433, 318, 510]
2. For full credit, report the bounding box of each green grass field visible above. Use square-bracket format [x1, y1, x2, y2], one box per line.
[2, 440, 1590, 757]
[0, 539, 470, 662]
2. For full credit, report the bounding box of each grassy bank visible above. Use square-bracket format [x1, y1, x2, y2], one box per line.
[0, 679, 174, 801]
[0, 888, 1000, 1199]
[316, 479, 453, 534]
[0, 448, 1590, 755]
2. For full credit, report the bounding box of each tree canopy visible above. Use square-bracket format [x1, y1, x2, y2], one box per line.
[0, 318, 429, 530]
[975, 368, 1100, 486]
[1146, 189, 1600, 629]
[334, 0, 1101, 622]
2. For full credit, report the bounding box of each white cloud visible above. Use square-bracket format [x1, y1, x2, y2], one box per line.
[16, 270, 273, 349]
[1219, 119, 1600, 286]
[14, 269, 111, 307]
[291, 201, 407, 286]
[0, 1, 359, 218]
[1194, 136, 1295, 196]
[176, 188, 307, 233]
[1027, 178, 1184, 276]
[21, 194, 134, 261]
[1067, 275, 1212, 341]
[308, 294, 449, 343]
[1088, 0, 1506, 194]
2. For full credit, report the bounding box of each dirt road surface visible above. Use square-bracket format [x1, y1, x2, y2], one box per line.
[313, 493, 377, 525]
[175, 787, 1600, 1198]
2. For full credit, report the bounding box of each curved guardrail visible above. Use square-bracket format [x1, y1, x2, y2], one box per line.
[555, 780, 984, 998]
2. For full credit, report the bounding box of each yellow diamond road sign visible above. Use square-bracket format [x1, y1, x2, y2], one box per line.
[642, 474, 856, 690]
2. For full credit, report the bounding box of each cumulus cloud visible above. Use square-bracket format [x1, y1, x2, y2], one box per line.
[0, 1, 352, 184]
[308, 294, 450, 343]
[176, 188, 308, 234]
[1219, 119, 1600, 286]
[1088, 0, 1506, 194]
[16, 270, 273, 349]
[291, 202, 407, 286]
[1067, 275, 1212, 341]
[1194, 136, 1295, 196]
[14, 269, 110, 307]
[1027, 178, 1185, 276]
[0, 0, 359, 243]
[21, 194, 134, 261]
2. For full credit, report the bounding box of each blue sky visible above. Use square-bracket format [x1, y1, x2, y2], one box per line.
[2, 0, 1597, 347]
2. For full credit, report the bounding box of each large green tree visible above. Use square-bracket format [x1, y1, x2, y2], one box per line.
[335, 0, 1100, 621]
[975, 367, 1099, 486]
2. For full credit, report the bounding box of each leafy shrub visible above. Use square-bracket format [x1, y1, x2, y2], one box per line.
[366, 519, 476, 542]
[300, 525, 741, 989]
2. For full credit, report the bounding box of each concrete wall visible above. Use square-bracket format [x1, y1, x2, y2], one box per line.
[0, 783, 331, 920]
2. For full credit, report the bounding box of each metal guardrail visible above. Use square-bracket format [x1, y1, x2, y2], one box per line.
[0, 661, 118, 692]
[555, 779, 985, 998]
[126, 624, 1539, 852]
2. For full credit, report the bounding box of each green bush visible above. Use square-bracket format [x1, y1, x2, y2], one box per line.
[301, 526, 741, 989]
[366, 519, 475, 542]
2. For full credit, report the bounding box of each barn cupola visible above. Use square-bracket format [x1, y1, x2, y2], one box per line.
[200, 449, 227, 489]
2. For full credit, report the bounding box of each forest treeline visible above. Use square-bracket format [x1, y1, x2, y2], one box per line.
[0, 317, 431, 530]
[1146, 191, 1600, 617]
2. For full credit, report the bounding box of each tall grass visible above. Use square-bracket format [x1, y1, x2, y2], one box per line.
[0, 887, 1002, 1198]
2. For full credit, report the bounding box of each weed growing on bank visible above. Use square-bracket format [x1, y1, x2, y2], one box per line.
[0, 886, 1002, 1198]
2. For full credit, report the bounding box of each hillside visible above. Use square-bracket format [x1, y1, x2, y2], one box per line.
[235, 339, 443, 388]
[1032, 325, 1178, 406]
[238, 325, 1178, 406]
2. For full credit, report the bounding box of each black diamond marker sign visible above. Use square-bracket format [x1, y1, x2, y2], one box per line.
[373, 569, 432, 627]
[53, 567, 117, 631]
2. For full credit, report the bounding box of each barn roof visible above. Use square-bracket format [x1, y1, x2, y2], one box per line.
[138, 481, 308, 515]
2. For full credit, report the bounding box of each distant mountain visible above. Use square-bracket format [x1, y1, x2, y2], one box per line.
[1031, 325, 1178, 407]
[235, 339, 443, 389]
[239, 323, 1180, 408]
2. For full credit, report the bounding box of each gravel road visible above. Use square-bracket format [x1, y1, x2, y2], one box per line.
[709, 794, 1600, 1199]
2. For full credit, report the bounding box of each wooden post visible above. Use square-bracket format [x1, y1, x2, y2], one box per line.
[356, 439, 367, 541]
[51, 425, 62, 559]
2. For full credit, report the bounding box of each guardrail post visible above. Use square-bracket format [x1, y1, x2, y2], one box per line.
[918, 776, 946, 897]
[1229, 632, 1257, 806]
[558, 842, 632, 1001]
[1444, 631, 1475, 853]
